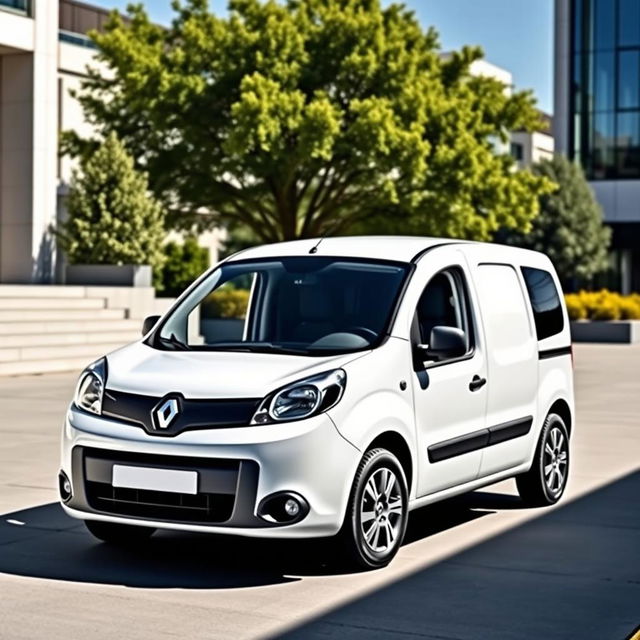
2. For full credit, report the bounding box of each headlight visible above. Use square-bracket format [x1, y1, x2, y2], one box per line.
[251, 369, 346, 424]
[74, 357, 107, 415]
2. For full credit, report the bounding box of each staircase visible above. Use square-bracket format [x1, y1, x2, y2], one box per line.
[0, 286, 145, 376]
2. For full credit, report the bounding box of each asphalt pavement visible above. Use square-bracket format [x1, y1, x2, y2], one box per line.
[0, 344, 638, 639]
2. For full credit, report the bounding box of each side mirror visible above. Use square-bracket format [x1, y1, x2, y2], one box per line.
[420, 326, 467, 362]
[142, 315, 161, 337]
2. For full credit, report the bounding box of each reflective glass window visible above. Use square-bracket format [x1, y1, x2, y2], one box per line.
[619, 0, 640, 47]
[618, 51, 640, 109]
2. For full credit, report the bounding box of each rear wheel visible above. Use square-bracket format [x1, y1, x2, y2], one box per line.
[517, 413, 570, 506]
[84, 520, 156, 545]
[337, 448, 409, 570]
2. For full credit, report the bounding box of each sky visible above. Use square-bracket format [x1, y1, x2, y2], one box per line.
[89, 0, 554, 114]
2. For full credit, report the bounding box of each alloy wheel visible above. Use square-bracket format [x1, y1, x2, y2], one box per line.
[360, 467, 404, 553]
[543, 425, 568, 495]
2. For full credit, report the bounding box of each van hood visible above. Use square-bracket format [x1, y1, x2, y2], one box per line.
[104, 341, 368, 399]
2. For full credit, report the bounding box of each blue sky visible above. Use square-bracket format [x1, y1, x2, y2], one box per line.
[90, 0, 554, 113]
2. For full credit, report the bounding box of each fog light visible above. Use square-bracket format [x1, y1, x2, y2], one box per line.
[58, 471, 72, 502]
[284, 498, 300, 517]
[257, 491, 309, 524]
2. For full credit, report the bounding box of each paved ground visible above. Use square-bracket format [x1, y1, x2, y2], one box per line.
[0, 344, 638, 639]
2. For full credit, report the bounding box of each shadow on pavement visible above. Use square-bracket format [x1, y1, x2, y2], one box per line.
[0, 490, 505, 589]
[278, 471, 640, 640]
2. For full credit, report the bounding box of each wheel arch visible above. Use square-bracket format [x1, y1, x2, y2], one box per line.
[547, 398, 573, 437]
[366, 430, 414, 495]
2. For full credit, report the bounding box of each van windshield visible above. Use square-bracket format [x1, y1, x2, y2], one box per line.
[152, 257, 410, 355]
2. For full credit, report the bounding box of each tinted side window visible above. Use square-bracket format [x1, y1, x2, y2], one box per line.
[415, 267, 474, 357]
[521, 267, 564, 340]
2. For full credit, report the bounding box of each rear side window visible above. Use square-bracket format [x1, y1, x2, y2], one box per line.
[521, 267, 564, 340]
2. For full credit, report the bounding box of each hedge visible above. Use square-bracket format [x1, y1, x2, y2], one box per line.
[565, 290, 640, 321]
[202, 287, 250, 319]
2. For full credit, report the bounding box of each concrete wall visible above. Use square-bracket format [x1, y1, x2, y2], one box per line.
[0, 1, 59, 284]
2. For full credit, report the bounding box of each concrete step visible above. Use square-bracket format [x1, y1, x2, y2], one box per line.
[0, 297, 106, 310]
[0, 285, 89, 298]
[0, 308, 126, 322]
[0, 356, 104, 376]
[0, 318, 141, 335]
[0, 330, 141, 348]
[0, 341, 127, 363]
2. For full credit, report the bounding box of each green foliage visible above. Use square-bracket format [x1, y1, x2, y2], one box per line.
[68, 0, 552, 242]
[157, 235, 210, 296]
[203, 286, 250, 318]
[57, 133, 165, 270]
[564, 290, 640, 321]
[502, 156, 611, 286]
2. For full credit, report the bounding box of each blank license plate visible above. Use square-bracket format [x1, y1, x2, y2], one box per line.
[112, 465, 198, 495]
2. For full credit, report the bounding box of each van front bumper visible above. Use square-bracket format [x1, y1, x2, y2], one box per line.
[60, 407, 360, 538]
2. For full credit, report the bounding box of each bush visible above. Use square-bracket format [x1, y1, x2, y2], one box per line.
[57, 133, 165, 271]
[564, 290, 640, 321]
[203, 287, 250, 319]
[157, 236, 209, 297]
[589, 298, 621, 321]
[564, 294, 587, 321]
[619, 297, 640, 320]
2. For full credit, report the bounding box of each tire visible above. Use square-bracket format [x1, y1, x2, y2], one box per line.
[84, 520, 156, 545]
[516, 413, 570, 507]
[336, 448, 409, 570]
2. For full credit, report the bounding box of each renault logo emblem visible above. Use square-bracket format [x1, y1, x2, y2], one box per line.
[153, 396, 180, 430]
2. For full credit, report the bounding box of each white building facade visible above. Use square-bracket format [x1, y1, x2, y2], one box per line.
[0, 0, 222, 285]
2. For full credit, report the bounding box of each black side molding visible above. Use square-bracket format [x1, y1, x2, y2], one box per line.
[428, 416, 533, 463]
[488, 416, 533, 445]
[539, 346, 572, 360]
[428, 428, 489, 463]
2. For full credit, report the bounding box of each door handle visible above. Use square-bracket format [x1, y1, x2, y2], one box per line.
[469, 375, 487, 392]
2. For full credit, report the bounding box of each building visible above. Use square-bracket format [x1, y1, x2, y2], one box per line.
[511, 112, 555, 169]
[0, 0, 221, 285]
[442, 52, 554, 167]
[555, 0, 640, 293]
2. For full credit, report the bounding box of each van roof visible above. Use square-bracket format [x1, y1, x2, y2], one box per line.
[228, 236, 467, 264]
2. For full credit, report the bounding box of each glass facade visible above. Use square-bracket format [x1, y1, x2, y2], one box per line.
[572, 0, 640, 179]
[0, 0, 30, 14]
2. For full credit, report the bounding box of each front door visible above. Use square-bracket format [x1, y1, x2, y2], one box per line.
[408, 251, 489, 497]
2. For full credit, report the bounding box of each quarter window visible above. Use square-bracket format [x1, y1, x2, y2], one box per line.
[521, 267, 565, 340]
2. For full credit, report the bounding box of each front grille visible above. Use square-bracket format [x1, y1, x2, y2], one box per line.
[102, 389, 260, 436]
[85, 482, 235, 523]
[81, 447, 240, 524]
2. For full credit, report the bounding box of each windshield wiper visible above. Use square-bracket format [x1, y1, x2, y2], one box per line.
[204, 342, 309, 355]
[157, 332, 190, 351]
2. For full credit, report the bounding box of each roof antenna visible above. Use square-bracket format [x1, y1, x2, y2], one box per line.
[308, 218, 343, 254]
[309, 236, 325, 254]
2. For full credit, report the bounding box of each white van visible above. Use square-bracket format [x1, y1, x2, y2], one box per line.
[60, 237, 574, 569]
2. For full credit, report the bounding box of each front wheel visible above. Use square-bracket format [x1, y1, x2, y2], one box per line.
[516, 413, 570, 507]
[84, 520, 156, 545]
[336, 448, 409, 570]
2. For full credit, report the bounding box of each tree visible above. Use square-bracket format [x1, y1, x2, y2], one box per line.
[65, 0, 552, 242]
[501, 156, 611, 287]
[157, 235, 210, 296]
[58, 133, 166, 272]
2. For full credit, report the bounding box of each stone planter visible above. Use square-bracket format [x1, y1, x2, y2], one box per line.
[570, 320, 640, 344]
[66, 264, 152, 287]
